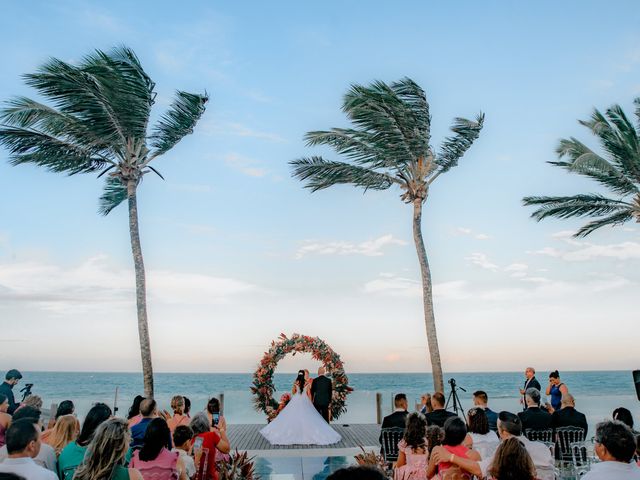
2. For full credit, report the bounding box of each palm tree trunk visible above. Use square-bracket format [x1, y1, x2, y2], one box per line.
[127, 179, 154, 398]
[412, 199, 444, 393]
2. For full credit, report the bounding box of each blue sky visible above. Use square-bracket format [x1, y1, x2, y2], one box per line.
[0, 1, 639, 373]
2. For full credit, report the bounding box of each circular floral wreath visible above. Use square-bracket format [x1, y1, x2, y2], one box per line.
[251, 333, 352, 421]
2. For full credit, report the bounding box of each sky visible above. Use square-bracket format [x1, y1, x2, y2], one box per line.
[0, 1, 639, 374]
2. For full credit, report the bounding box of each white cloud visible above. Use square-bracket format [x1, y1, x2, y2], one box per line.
[465, 252, 499, 271]
[224, 153, 268, 178]
[363, 274, 421, 297]
[504, 263, 529, 278]
[295, 234, 407, 259]
[532, 238, 640, 262]
[455, 227, 491, 240]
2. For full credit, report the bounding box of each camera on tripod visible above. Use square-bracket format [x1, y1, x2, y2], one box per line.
[445, 377, 466, 415]
[20, 383, 33, 402]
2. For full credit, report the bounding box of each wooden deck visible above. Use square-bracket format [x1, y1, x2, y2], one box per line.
[227, 424, 380, 451]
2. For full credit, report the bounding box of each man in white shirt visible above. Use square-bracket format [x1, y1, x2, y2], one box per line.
[582, 420, 640, 479]
[430, 410, 555, 480]
[0, 406, 56, 471]
[0, 419, 57, 480]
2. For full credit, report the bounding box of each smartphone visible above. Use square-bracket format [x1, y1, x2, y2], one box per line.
[212, 412, 220, 427]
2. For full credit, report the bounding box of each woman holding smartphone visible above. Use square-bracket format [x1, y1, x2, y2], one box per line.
[189, 412, 230, 480]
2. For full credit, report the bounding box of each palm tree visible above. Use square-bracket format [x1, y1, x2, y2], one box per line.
[0, 47, 208, 397]
[290, 78, 484, 392]
[523, 98, 640, 237]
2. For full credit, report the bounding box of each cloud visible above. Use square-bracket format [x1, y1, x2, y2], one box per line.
[296, 234, 407, 259]
[504, 263, 529, 278]
[455, 227, 490, 240]
[465, 252, 499, 271]
[224, 153, 268, 177]
[363, 274, 421, 297]
[531, 232, 640, 261]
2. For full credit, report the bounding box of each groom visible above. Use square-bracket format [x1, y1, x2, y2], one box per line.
[311, 366, 332, 422]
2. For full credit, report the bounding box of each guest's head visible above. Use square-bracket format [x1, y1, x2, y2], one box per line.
[139, 398, 157, 418]
[524, 388, 541, 407]
[549, 370, 561, 385]
[431, 392, 446, 410]
[488, 437, 536, 480]
[73, 418, 131, 480]
[612, 407, 634, 429]
[318, 366, 326, 376]
[4, 369, 22, 386]
[77, 402, 112, 447]
[420, 393, 433, 413]
[403, 412, 427, 451]
[189, 412, 210, 435]
[0, 394, 8, 413]
[173, 425, 194, 451]
[139, 418, 171, 461]
[0, 473, 26, 480]
[303, 369, 310, 380]
[426, 425, 444, 454]
[524, 367, 535, 380]
[127, 395, 144, 420]
[55, 400, 75, 419]
[326, 465, 386, 480]
[560, 393, 575, 409]
[467, 407, 489, 435]
[12, 406, 42, 428]
[394, 393, 408, 411]
[22, 395, 43, 410]
[170, 395, 185, 415]
[183, 397, 191, 415]
[593, 420, 637, 463]
[48, 414, 80, 455]
[497, 411, 523, 439]
[443, 416, 467, 447]
[5, 419, 40, 457]
[206, 397, 220, 415]
[472, 390, 489, 408]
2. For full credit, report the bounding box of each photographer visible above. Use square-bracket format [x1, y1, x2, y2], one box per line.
[0, 370, 23, 415]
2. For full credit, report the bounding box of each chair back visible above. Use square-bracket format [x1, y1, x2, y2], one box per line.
[381, 427, 404, 462]
[524, 428, 553, 443]
[555, 426, 586, 460]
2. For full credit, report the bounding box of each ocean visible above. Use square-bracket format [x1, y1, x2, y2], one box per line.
[17, 370, 639, 433]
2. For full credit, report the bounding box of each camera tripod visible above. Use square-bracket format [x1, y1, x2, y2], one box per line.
[445, 378, 465, 416]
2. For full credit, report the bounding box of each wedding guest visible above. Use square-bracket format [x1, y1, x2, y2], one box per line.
[205, 398, 226, 431]
[183, 397, 191, 417]
[43, 414, 79, 456]
[424, 392, 456, 427]
[612, 407, 639, 435]
[128, 395, 145, 428]
[466, 408, 499, 459]
[22, 395, 43, 411]
[44, 400, 75, 433]
[166, 396, 190, 432]
[419, 394, 432, 415]
[426, 416, 479, 479]
[327, 465, 386, 480]
[130, 418, 188, 480]
[0, 420, 56, 480]
[582, 420, 640, 479]
[488, 437, 537, 480]
[73, 418, 142, 480]
[519, 367, 541, 410]
[0, 407, 56, 472]
[425, 426, 444, 456]
[57, 403, 111, 480]
[518, 388, 552, 432]
[172, 426, 196, 479]
[545, 371, 568, 412]
[379, 394, 409, 445]
[551, 394, 587, 435]
[189, 412, 230, 480]
[394, 412, 428, 480]
[0, 371, 22, 415]
[131, 399, 160, 449]
[0, 395, 11, 448]
[472, 390, 498, 431]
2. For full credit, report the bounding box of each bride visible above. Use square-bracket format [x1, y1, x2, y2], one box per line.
[260, 370, 341, 445]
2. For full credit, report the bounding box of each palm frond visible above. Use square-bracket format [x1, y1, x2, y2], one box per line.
[289, 156, 396, 192]
[304, 128, 392, 169]
[522, 194, 632, 221]
[149, 90, 208, 158]
[435, 113, 485, 174]
[575, 210, 634, 237]
[98, 176, 128, 215]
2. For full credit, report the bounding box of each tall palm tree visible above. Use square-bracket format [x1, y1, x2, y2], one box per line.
[290, 78, 484, 392]
[523, 98, 640, 237]
[0, 47, 208, 397]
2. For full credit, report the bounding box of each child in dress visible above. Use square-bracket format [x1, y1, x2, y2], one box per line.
[394, 413, 429, 480]
[426, 416, 480, 479]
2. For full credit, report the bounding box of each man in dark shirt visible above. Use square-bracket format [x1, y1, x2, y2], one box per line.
[0, 370, 22, 414]
[520, 367, 541, 410]
[518, 388, 552, 433]
[551, 393, 588, 436]
[379, 393, 408, 444]
[425, 392, 457, 427]
[472, 390, 498, 432]
[130, 398, 159, 449]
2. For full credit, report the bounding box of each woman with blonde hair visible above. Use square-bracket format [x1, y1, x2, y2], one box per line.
[166, 396, 189, 432]
[45, 414, 79, 456]
[73, 418, 142, 480]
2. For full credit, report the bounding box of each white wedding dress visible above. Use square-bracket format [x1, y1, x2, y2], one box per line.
[260, 384, 341, 445]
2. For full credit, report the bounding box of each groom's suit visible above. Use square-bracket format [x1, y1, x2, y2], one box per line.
[311, 374, 332, 422]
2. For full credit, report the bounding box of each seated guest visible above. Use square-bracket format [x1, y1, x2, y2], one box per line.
[393, 412, 428, 480]
[426, 416, 480, 479]
[327, 465, 387, 480]
[189, 412, 230, 480]
[488, 437, 537, 480]
[43, 414, 79, 456]
[172, 426, 196, 479]
[0, 407, 56, 472]
[131, 398, 160, 449]
[582, 420, 640, 479]
[73, 418, 142, 480]
[613, 407, 639, 435]
[430, 411, 555, 480]
[466, 407, 500, 459]
[518, 388, 551, 433]
[44, 400, 75, 433]
[167, 396, 190, 432]
[130, 418, 188, 480]
[419, 394, 432, 415]
[57, 403, 112, 480]
[424, 392, 456, 427]
[183, 397, 191, 418]
[21, 395, 43, 411]
[0, 394, 11, 448]
[379, 394, 409, 445]
[551, 394, 587, 435]
[472, 390, 498, 431]
[205, 398, 227, 432]
[0, 419, 56, 480]
[425, 425, 444, 456]
[128, 395, 145, 428]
